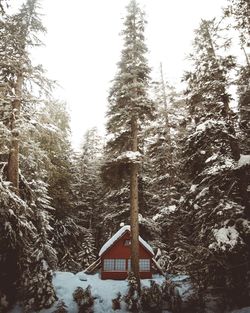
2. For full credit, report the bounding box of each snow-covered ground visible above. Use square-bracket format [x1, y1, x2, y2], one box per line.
[230, 308, 250, 313]
[9, 272, 250, 313]
[50, 272, 165, 313]
[10, 272, 166, 313]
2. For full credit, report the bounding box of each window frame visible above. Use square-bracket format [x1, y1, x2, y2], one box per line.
[103, 259, 115, 272]
[103, 259, 126, 272]
[139, 259, 150, 272]
[124, 239, 131, 246]
[127, 259, 151, 272]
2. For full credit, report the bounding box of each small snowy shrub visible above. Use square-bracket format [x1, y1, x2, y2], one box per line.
[73, 286, 94, 313]
[141, 281, 163, 312]
[53, 300, 68, 313]
[112, 292, 122, 310]
[123, 272, 141, 312]
[162, 279, 181, 313]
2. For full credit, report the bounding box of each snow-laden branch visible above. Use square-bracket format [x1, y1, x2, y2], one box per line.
[116, 150, 142, 164]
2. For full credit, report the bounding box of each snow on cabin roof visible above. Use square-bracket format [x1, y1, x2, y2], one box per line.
[99, 225, 154, 257]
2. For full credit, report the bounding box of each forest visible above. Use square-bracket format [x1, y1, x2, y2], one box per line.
[0, 0, 249, 312]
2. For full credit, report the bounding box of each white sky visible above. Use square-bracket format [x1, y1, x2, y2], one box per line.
[35, 0, 228, 149]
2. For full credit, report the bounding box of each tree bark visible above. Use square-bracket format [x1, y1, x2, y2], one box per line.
[130, 114, 140, 291]
[7, 74, 23, 194]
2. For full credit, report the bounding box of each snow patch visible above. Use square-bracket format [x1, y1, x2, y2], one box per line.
[230, 307, 250, 313]
[238, 154, 250, 167]
[160, 205, 176, 214]
[152, 205, 177, 221]
[190, 184, 198, 192]
[196, 187, 209, 200]
[38, 272, 165, 313]
[117, 151, 142, 163]
[196, 119, 225, 132]
[205, 154, 218, 163]
[209, 226, 241, 251]
[205, 157, 235, 175]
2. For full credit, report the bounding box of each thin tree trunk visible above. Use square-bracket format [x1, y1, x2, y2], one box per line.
[7, 74, 23, 194]
[130, 114, 141, 291]
[160, 63, 173, 199]
[160, 63, 173, 162]
[129, 2, 140, 292]
[242, 45, 250, 68]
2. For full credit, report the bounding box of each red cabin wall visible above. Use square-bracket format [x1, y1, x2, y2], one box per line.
[100, 231, 153, 280]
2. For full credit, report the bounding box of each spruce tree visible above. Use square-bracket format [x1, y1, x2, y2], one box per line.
[0, 1, 57, 310]
[179, 18, 250, 308]
[145, 77, 189, 272]
[146, 72, 187, 215]
[103, 0, 153, 288]
[37, 100, 74, 218]
[225, 0, 250, 155]
[0, 0, 51, 194]
[73, 128, 104, 248]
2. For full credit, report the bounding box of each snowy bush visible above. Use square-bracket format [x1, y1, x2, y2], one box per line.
[52, 300, 68, 313]
[141, 281, 163, 312]
[123, 272, 141, 312]
[112, 292, 122, 311]
[72, 286, 94, 313]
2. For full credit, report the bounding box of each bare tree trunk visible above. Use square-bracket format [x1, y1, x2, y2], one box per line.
[129, 2, 140, 292]
[7, 74, 23, 194]
[242, 45, 250, 68]
[130, 114, 141, 291]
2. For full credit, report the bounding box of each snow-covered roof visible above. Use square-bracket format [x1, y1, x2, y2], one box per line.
[99, 225, 154, 256]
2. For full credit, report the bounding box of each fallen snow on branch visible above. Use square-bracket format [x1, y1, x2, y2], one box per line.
[238, 154, 250, 167]
[209, 226, 241, 251]
[116, 151, 142, 163]
[196, 119, 225, 132]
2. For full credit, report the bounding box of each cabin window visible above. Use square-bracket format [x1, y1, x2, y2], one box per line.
[124, 239, 131, 246]
[139, 259, 150, 271]
[103, 259, 115, 271]
[115, 259, 126, 271]
[127, 259, 150, 272]
[103, 259, 126, 271]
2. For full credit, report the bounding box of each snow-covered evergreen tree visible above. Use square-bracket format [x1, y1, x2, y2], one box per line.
[36, 100, 74, 217]
[103, 0, 154, 286]
[178, 18, 250, 308]
[72, 127, 104, 249]
[36, 102, 97, 272]
[0, 1, 57, 310]
[225, 0, 250, 155]
[52, 217, 95, 273]
[146, 74, 187, 216]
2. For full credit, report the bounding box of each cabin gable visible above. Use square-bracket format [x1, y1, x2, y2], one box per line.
[101, 230, 151, 259]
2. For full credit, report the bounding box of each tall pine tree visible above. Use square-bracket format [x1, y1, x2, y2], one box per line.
[103, 0, 153, 288]
[178, 18, 250, 309]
